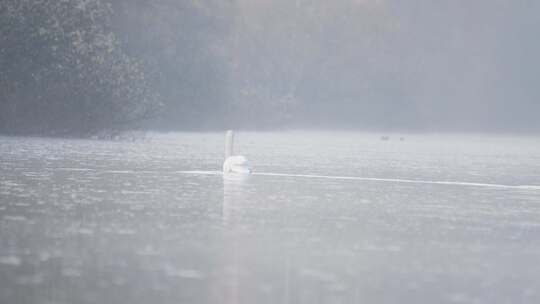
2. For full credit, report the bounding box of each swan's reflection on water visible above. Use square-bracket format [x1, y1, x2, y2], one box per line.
[220, 175, 249, 304]
[219, 175, 294, 304]
[222, 174, 253, 227]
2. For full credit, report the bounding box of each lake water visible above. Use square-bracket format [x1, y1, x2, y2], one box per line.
[1, 132, 540, 304]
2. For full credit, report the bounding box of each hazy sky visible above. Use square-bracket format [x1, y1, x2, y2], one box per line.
[226, 0, 540, 132]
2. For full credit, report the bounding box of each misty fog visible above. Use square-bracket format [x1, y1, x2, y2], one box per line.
[2, 2, 540, 304]
[1, 0, 539, 136]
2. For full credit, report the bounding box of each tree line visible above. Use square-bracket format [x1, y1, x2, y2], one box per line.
[2, 0, 538, 136]
[0, 0, 395, 136]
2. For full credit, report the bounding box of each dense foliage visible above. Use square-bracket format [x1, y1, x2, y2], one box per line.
[0, 0, 159, 136]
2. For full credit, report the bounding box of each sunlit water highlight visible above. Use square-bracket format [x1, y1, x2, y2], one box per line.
[1, 132, 540, 304]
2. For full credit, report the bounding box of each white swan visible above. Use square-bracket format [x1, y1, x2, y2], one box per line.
[223, 130, 252, 174]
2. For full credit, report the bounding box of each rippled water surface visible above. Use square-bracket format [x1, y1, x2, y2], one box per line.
[1, 132, 540, 304]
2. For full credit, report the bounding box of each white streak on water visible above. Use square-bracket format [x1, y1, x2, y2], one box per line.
[177, 171, 540, 191]
[52, 168, 540, 190]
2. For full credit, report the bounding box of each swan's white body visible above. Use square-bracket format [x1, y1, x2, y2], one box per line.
[223, 155, 251, 174]
[223, 130, 252, 174]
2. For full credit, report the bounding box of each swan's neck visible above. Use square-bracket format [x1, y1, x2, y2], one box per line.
[225, 130, 234, 159]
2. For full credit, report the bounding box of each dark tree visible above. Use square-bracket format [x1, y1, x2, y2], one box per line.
[0, 0, 160, 136]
